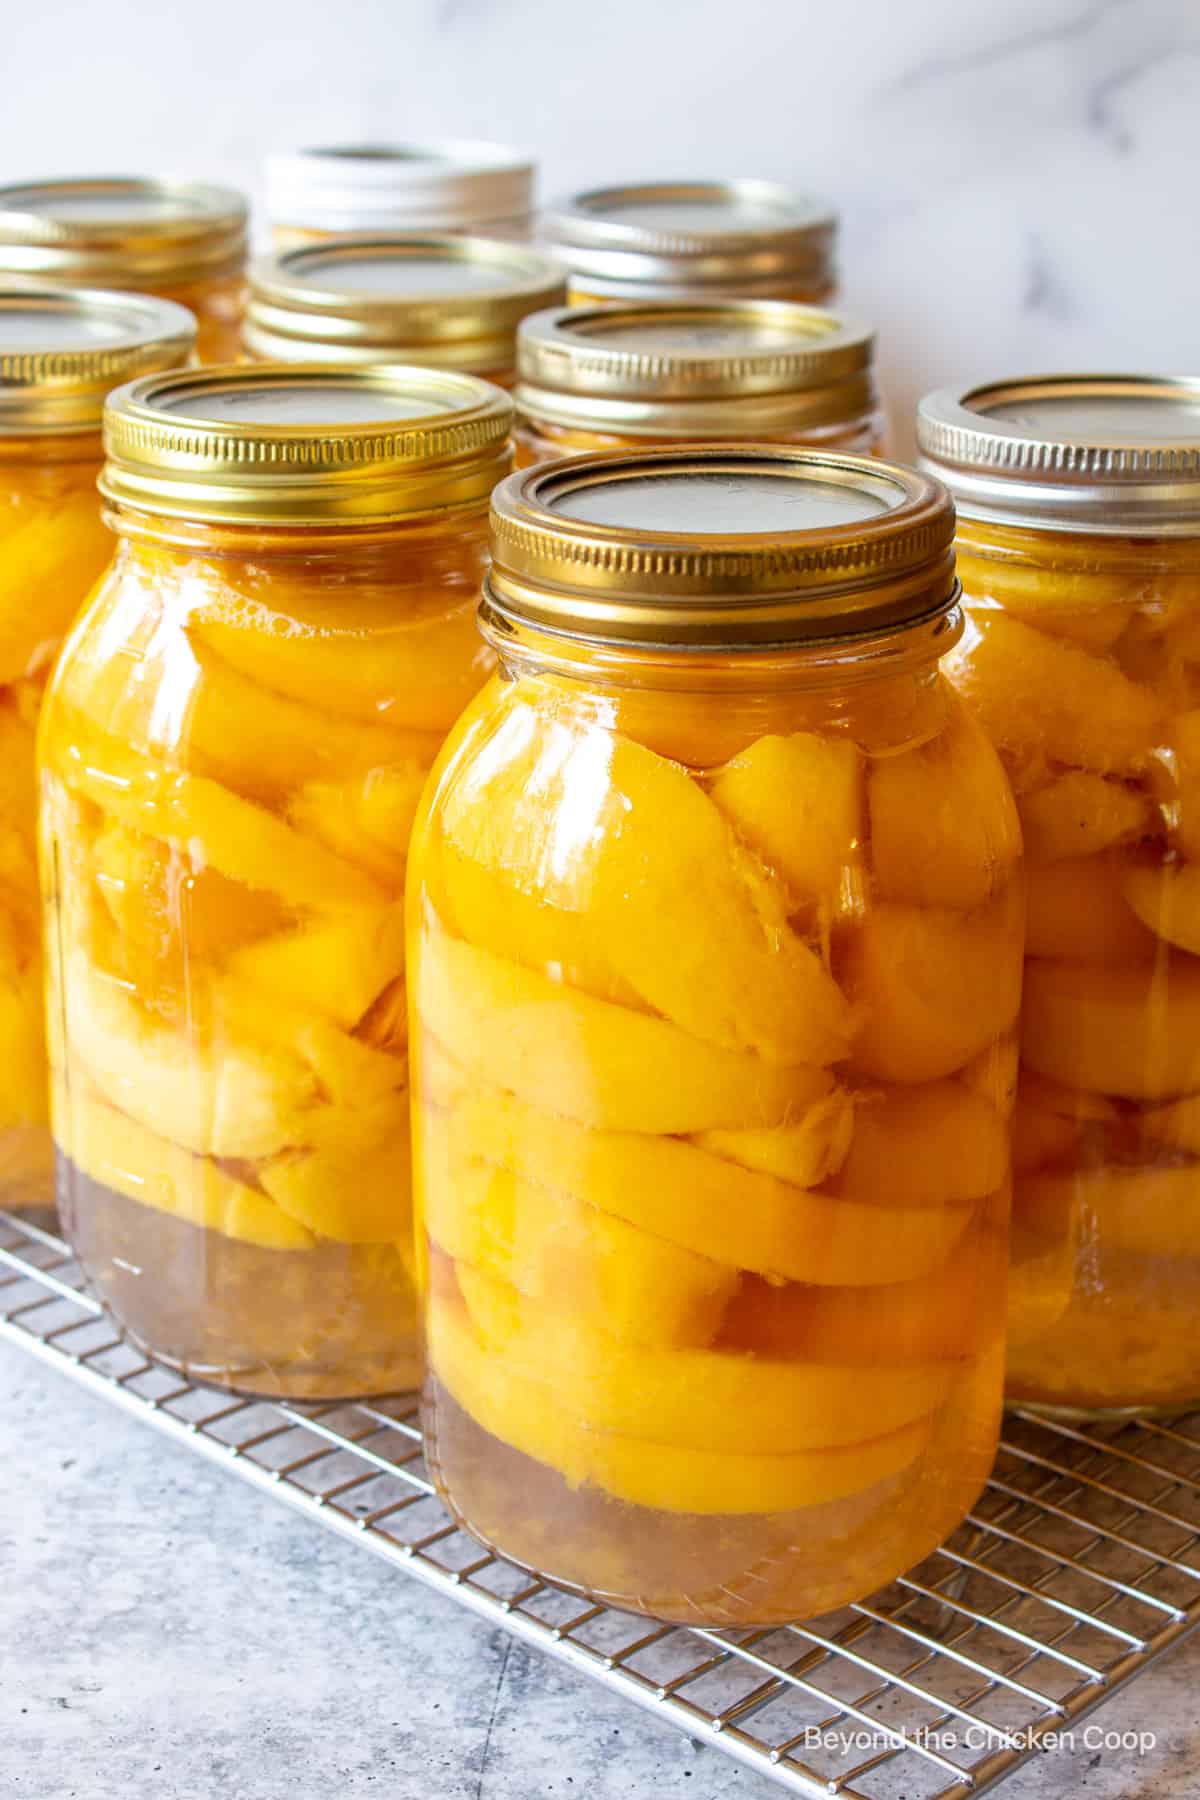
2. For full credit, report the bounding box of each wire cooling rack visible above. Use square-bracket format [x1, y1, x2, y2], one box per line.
[4, 1206, 1200, 1800]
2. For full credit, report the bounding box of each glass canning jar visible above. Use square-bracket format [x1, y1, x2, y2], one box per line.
[541, 180, 838, 307]
[40, 362, 512, 1397]
[408, 447, 1023, 1625]
[0, 178, 249, 364]
[514, 300, 884, 465]
[919, 375, 1200, 1416]
[244, 234, 565, 386]
[265, 143, 536, 248]
[0, 286, 194, 1212]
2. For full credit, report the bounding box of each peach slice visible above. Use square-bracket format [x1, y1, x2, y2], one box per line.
[709, 730, 864, 911]
[54, 1085, 314, 1252]
[421, 1132, 737, 1348]
[841, 887, 1023, 1084]
[439, 708, 852, 1066]
[945, 609, 1161, 775]
[415, 928, 830, 1134]
[1017, 771, 1154, 863]
[429, 1291, 933, 1515]
[867, 701, 1020, 910]
[91, 822, 290, 961]
[1025, 856, 1158, 960]
[224, 907, 406, 1032]
[1016, 1162, 1200, 1258]
[719, 1211, 1006, 1365]
[433, 1088, 975, 1286]
[0, 487, 111, 684]
[1122, 860, 1200, 955]
[1007, 1218, 1075, 1348]
[1021, 957, 1200, 1099]
[832, 1079, 1008, 1208]
[260, 1129, 411, 1245]
[694, 1092, 854, 1189]
[59, 948, 322, 1159]
[47, 717, 383, 911]
[454, 1262, 951, 1453]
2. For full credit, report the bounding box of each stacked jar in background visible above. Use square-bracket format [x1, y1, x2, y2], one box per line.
[920, 377, 1200, 1416]
[0, 285, 195, 1210]
[0, 178, 248, 364]
[40, 364, 511, 1398]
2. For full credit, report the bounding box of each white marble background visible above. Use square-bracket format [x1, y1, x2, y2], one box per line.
[2, 0, 1198, 453]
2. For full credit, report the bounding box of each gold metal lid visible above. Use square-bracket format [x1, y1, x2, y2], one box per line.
[485, 447, 956, 649]
[542, 180, 837, 300]
[243, 234, 566, 374]
[516, 300, 875, 438]
[101, 363, 513, 526]
[0, 178, 248, 289]
[0, 286, 196, 436]
[918, 375, 1200, 536]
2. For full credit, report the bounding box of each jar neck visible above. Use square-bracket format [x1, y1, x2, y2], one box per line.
[956, 515, 1200, 574]
[0, 429, 103, 471]
[483, 607, 962, 763]
[104, 499, 489, 571]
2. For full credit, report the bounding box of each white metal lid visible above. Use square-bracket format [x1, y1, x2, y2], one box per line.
[265, 142, 536, 234]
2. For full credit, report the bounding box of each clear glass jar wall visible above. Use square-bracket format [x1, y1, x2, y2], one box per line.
[514, 301, 885, 464]
[40, 364, 511, 1397]
[408, 449, 1023, 1626]
[0, 178, 249, 364]
[919, 375, 1200, 1415]
[0, 287, 195, 1211]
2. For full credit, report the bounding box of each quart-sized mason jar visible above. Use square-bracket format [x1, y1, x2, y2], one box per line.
[541, 180, 837, 307]
[265, 143, 536, 249]
[514, 300, 884, 465]
[41, 362, 512, 1397]
[409, 447, 1024, 1625]
[0, 178, 248, 364]
[244, 234, 565, 385]
[0, 286, 194, 1212]
[918, 375, 1200, 1417]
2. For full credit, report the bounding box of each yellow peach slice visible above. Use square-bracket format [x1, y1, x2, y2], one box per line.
[1157, 708, 1200, 860]
[55, 1086, 314, 1251]
[945, 609, 1161, 775]
[91, 822, 290, 960]
[47, 718, 383, 911]
[59, 625, 439, 804]
[455, 1262, 951, 1452]
[867, 702, 1020, 910]
[1122, 860, 1200, 955]
[224, 907, 405, 1032]
[0, 694, 36, 836]
[260, 1128, 411, 1245]
[1016, 1163, 1200, 1258]
[954, 550, 1141, 626]
[439, 710, 852, 1066]
[189, 590, 491, 734]
[694, 1092, 854, 1189]
[415, 928, 829, 1134]
[1017, 771, 1154, 862]
[719, 1213, 1006, 1365]
[60, 949, 321, 1159]
[832, 1079, 1008, 1207]
[432, 1089, 974, 1285]
[429, 1292, 933, 1515]
[0, 956, 48, 1128]
[1021, 957, 1200, 1099]
[1007, 1219, 1075, 1348]
[0, 488, 111, 683]
[960, 1033, 1020, 1113]
[421, 1136, 737, 1348]
[841, 887, 1023, 1083]
[432, 836, 641, 1010]
[709, 731, 864, 911]
[1011, 1098, 1080, 1175]
[211, 977, 406, 1114]
[286, 770, 422, 889]
[1025, 857, 1158, 960]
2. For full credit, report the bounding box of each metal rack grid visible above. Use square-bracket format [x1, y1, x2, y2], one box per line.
[4, 1204, 1199, 1800]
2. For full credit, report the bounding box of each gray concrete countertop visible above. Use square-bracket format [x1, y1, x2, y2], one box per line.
[4, 1339, 1199, 1800]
